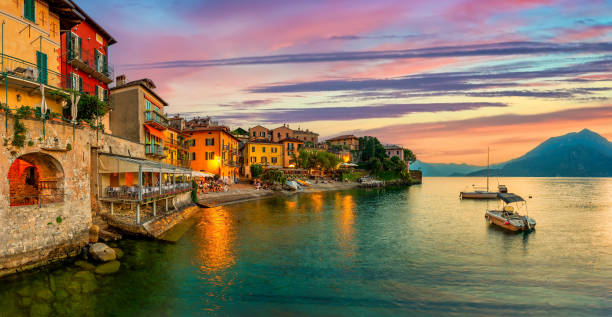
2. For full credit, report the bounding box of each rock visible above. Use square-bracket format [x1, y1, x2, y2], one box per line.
[55, 289, 69, 301]
[88, 243, 116, 262]
[74, 260, 95, 271]
[65, 281, 81, 295]
[34, 289, 54, 302]
[48, 275, 56, 293]
[16, 285, 31, 297]
[29, 303, 52, 317]
[112, 248, 124, 259]
[73, 271, 96, 282]
[18, 296, 32, 307]
[94, 261, 120, 275]
[89, 224, 100, 243]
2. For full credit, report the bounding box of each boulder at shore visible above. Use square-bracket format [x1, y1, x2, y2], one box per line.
[89, 243, 117, 262]
[95, 261, 121, 275]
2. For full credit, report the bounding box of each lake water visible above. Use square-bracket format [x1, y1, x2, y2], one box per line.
[1, 177, 611, 316]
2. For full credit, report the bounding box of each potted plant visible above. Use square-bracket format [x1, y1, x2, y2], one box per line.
[51, 112, 62, 122]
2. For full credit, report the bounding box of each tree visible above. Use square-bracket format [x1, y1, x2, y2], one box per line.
[262, 169, 285, 184]
[403, 149, 417, 163]
[358, 136, 387, 162]
[250, 164, 263, 178]
[58, 90, 108, 122]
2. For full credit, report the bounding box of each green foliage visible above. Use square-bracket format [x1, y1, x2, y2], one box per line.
[403, 148, 417, 163]
[341, 170, 364, 182]
[356, 136, 410, 181]
[56, 216, 62, 224]
[60, 90, 108, 122]
[231, 127, 249, 136]
[66, 143, 72, 151]
[16, 106, 33, 119]
[290, 149, 342, 170]
[262, 169, 285, 184]
[27, 140, 34, 146]
[250, 164, 263, 178]
[358, 136, 387, 162]
[191, 180, 198, 203]
[11, 118, 26, 147]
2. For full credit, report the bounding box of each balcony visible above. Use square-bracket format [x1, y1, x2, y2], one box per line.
[165, 138, 189, 150]
[66, 49, 114, 84]
[167, 159, 190, 168]
[144, 110, 168, 130]
[145, 144, 165, 158]
[1, 53, 108, 104]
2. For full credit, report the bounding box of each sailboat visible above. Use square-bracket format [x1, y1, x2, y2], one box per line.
[460, 148, 507, 199]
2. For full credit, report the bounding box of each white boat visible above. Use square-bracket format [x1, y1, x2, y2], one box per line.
[485, 193, 536, 232]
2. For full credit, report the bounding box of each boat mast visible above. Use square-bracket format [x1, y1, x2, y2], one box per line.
[486, 147, 490, 192]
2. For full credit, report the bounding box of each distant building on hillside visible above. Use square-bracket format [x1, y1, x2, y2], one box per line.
[326, 135, 359, 151]
[384, 144, 409, 169]
[293, 128, 319, 147]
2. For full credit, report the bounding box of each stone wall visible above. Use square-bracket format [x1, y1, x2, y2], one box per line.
[0, 115, 147, 277]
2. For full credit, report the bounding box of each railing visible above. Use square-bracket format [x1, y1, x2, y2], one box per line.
[167, 159, 190, 168]
[145, 144, 164, 156]
[1, 53, 106, 102]
[66, 49, 114, 80]
[166, 138, 189, 149]
[144, 110, 169, 127]
[103, 183, 191, 201]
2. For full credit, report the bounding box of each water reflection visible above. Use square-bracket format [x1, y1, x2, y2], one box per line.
[196, 207, 235, 275]
[335, 193, 356, 258]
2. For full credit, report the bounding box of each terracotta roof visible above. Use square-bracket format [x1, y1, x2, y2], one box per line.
[384, 144, 403, 150]
[184, 126, 240, 141]
[326, 134, 358, 141]
[68, 0, 117, 45]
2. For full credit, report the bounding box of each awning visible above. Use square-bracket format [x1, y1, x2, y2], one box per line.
[145, 125, 166, 140]
[192, 171, 215, 178]
[498, 193, 525, 203]
[99, 153, 192, 174]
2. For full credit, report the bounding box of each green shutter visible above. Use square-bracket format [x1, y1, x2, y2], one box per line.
[94, 50, 99, 71]
[78, 76, 83, 93]
[77, 37, 82, 60]
[66, 32, 73, 60]
[36, 51, 47, 85]
[95, 85, 99, 98]
[24, 0, 35, 22]
[103, 54, 108, 75]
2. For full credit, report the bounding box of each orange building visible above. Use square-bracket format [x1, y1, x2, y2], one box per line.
[186, 125, 240, 183]
[281, 138, 304, 167]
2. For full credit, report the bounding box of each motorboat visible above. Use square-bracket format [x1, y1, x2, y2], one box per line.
[485, 193, 536, 232]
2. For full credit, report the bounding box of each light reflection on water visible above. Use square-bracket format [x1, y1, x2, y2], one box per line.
[0, 177, 611, 316]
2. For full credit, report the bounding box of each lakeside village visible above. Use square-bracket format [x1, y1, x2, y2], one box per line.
[0, 1, 421, 279]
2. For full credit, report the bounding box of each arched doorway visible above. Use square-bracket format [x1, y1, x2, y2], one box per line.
[8, 152, 64, 206]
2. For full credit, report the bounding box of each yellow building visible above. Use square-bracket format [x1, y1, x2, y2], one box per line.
[243, 140, 283, 178]
[164, 126, 190, 168]
[1, 1, 81, 114]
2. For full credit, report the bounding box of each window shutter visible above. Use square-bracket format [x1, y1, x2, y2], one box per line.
[103, 54, 108, 75]
[95, 85, 99, 99]
[77, 37, 82, 60]
[66, 32, 73, 59]
[42, 53, 47, 84]
[78, 76, 83, 93]
[94, 50, 99, 70]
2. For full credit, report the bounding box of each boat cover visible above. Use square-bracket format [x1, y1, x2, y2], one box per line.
[497, 193, 524, 203]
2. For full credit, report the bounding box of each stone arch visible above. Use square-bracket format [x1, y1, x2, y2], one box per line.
[8, 152, 65, 207]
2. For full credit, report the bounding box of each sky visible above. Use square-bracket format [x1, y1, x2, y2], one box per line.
[79, 0, 612, 165]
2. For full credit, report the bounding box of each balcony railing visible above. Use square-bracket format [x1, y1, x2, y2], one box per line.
[145, 110, 168, 129]
[1, 53, 107, 103]
[65, 49, 114, 83]
[145, 144, 164, 157]
[166, 138, 189, 149]
[167, 159, 190, 168]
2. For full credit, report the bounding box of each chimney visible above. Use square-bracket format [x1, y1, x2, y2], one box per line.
[116, 74, 126, 86]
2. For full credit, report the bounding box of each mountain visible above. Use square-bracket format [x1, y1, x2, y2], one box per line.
[464, 129, 612, 177]
[411, 160, 485, 176]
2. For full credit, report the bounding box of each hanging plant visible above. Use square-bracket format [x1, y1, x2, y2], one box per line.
[11, 118, 26, 148]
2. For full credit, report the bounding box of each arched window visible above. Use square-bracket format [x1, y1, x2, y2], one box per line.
[8, 152, 64, 207]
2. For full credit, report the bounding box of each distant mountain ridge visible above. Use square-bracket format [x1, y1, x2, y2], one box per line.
[415, 129, 612, 177]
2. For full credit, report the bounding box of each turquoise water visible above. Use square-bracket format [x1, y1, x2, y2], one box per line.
[1, 177, 611, 316]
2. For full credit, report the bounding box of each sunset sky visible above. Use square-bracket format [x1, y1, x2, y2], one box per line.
[80, 0, 611, 165]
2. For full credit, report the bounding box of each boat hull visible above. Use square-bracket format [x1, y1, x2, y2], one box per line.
[485, 211, 535, 232]
[460, 191, 498, 199]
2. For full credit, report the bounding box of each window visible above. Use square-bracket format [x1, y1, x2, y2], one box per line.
[96, 85, 106, 101]
[252, 146, 255, 152]
[70, 73, 82, 92]
[288, 143, 294, 151]
[250, 157, 256, 163]
[271, 147, 277, 153]
[261, 157, 268, 163]
[188, 139, 195, 147]
[190, 152, 196, 160]
[66, 32, 82, 60]
[286, 133, 289, 138]
[94, 49, 107, 74]
[277, 132, 280, 138]
[205, 138, 214, 146]
[260, 131, 265, 137]
[24, 0, 35, 22]
[36, 51, 47, 85]
[146, 100, 151, 111]
[271, 157, 277, 164]
[253, 132, 256, 137]
[262, 147, 266, 153]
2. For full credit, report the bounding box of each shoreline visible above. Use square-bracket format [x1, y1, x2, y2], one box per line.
[196, 180, 418, 208]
